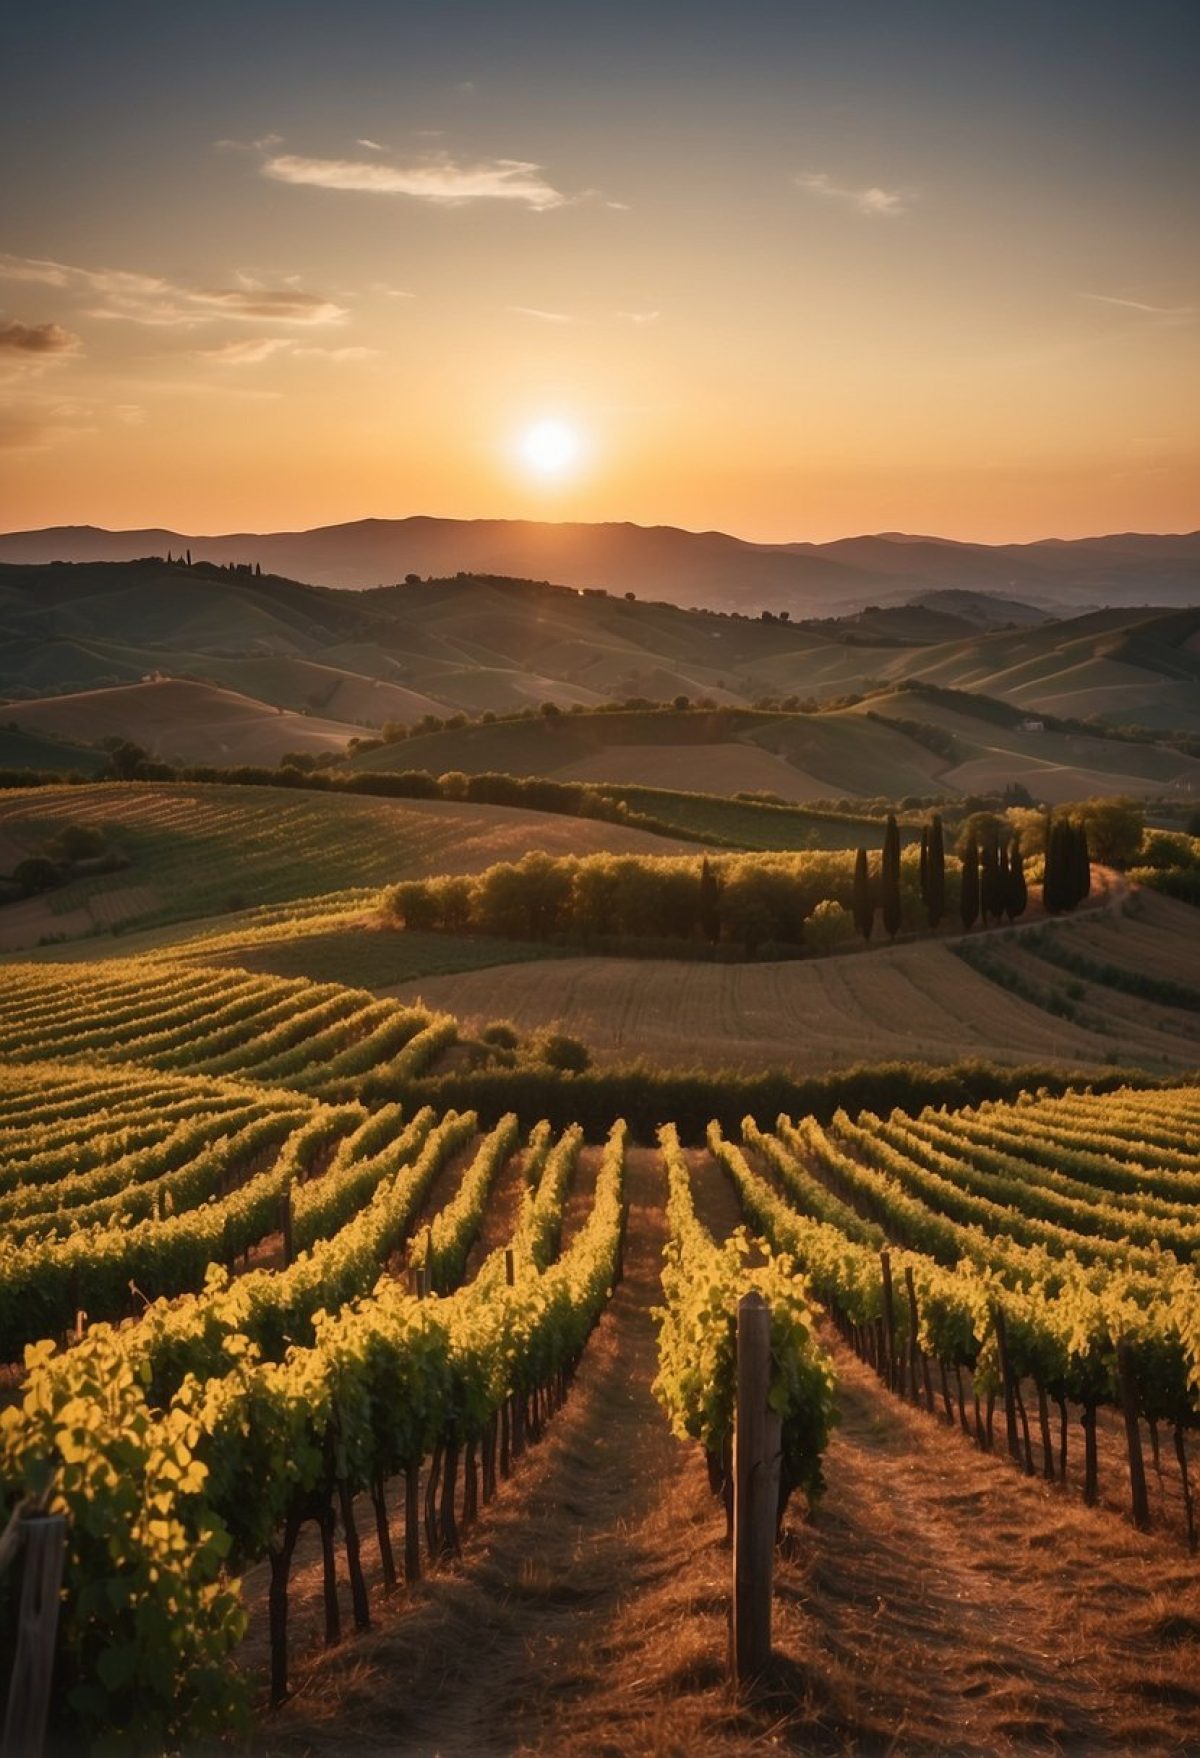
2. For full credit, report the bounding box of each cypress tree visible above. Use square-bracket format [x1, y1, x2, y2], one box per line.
[919, 828, 929, 908]
[926, 814, 946, 931]
[698, 857, 721, 945]
[960, 837, 980, 931]
[1073, 824, 1091, 907]
[1007, 838, 1027, 920]
[1042, 810, 1058, 912]
[980, 833, 1001, 924]
[881, 813, 902, 939]
[852, 847, 874, 943]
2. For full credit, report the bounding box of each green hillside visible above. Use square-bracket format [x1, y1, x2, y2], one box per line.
[0, 780, 693, 951]
[349, 696, 1196, 806]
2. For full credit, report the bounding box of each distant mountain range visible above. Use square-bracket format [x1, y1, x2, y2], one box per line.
[2, 518, 1198, 619]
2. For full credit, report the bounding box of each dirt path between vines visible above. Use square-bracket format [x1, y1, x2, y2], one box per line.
[255, 1147, 1200, 1758]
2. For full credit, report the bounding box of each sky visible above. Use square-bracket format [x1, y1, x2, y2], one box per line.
[1, 0, 1198, 544]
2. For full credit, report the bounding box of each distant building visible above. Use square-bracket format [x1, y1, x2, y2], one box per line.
[1020, 717, 1045, 733]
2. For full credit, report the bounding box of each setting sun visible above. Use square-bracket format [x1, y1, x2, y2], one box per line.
[520, 419, 582, 479]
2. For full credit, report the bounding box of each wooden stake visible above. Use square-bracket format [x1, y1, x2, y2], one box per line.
[1083, 1403, 1099, 1507]
[404, 1463, 421, 1583]
[318, 1502, 341, 1646]
[903, 1266, 922, 1405]
[371, 1474, 397, 1592]
[1116, 1343, 1150, 1532]
[879, 1253, 897, 1394]
[1175, 1424, 1196, 1553]
[337, 1479, 370, 1631]
[1035, 1380, 1055, 1481]
[1, 1515, 66, 1758]
[267, 1510, 301, 1708]
[992, 1307, 1022, 1465]
[732, 1291, 779, 1688]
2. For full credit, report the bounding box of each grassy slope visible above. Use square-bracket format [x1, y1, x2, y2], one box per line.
[0, 725, 109, 775]
[351, 705, 959, 803]
[852, 689, 1200, 801]
[0, 781, 692, 950]
[6, 679, 364, 766]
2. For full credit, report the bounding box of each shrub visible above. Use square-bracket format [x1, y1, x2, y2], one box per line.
[13, 855, 61, 896]
[531, 1031, 591, 1073]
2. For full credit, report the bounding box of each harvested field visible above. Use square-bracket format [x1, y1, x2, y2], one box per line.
[382, 939, 1122, 1074]
[553, 741, 836, 802]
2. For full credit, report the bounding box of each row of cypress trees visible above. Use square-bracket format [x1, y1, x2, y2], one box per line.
[852, 812, 909, 942]
[959, 832, 1027, 930]
[852, 810, 1042, 943]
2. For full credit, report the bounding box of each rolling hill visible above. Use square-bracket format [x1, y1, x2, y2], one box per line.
[4, 679, 363, 766]
[351, 699, 1200, 805]
[2, 519, 1199, 616]
[0, 562, 1197, 799]
[0, 779, 693, 952]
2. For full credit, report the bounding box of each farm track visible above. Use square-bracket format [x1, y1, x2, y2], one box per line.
[251, 1148, 1200, 1757]
[254, 1145, 680, 1757]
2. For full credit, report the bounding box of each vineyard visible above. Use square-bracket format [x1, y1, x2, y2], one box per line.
[0, 972, 1198, 1752]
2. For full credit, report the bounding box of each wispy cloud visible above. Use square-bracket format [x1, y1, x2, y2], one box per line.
[0, 253, 347, 328]
[200, 336, 294, 364]
[293, 343, 378, 361]
[0, 398, 96, 451]
[1080, 292, 1196, 323]
[261, 151, 567, 210]
[617, 309, 660, 325]
[509, 305, 573, 324]
[0, 320, 80, 355]
[215, 132, 283, 152]
[796, 172, 909, 216]
[356, 138, 386, 152]
[200, 336, 376, 365]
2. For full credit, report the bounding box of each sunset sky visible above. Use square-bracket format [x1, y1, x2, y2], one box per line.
[2, 0, 1197, 543]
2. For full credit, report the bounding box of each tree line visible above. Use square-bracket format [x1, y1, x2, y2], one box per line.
[386, 833, 945, 959]
[385, 804, 1093, 960]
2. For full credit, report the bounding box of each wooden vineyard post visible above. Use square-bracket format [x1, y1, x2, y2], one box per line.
[505, 1248, 515, 1287]
[992, 1306, 1022, 1466]
[902, 1266, 922, 1405]
[1116, 1342, 1151, 1532]
[732, 1291, 779, 1689]
[879, 1252, 897, 1394]
[2, 1514, 67, 1758]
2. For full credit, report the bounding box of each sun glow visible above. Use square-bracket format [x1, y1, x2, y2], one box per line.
[520, 418, 581, 478]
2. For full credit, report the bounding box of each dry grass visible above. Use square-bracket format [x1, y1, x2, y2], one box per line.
[236, 1149, 1200, 1757]
[383, 941, 1113, 1076]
